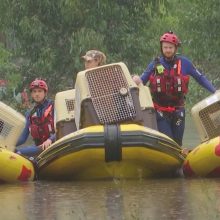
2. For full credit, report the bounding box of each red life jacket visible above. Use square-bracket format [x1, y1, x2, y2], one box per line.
[149, 58, 189, 107]
[29, 103, 55, 145]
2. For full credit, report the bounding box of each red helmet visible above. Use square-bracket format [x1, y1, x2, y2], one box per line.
[160, 31, 181, 46]
[29, 79, 48, 92]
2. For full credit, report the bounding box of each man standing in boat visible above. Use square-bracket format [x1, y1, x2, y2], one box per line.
[15, 79, 55, 156]
[133, 31, 216, 146]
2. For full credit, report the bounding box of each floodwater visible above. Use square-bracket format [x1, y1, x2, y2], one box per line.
[1, 117, 220, 220]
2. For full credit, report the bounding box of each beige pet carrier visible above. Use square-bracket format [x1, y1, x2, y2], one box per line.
[74, 62, 157, 130]
[55, 89, 77, 139]
[55, 62, 157, 139]
[0, 102, 25, 151]
[191, 90, 220, 142]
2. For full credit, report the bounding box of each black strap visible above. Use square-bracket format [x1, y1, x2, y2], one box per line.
[104, 124, 122, 162]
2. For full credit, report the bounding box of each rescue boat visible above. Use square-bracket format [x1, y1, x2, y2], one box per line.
[183, 90, 220, 177]
[36, 62, 185, 180]
[0, 102, 35, 183]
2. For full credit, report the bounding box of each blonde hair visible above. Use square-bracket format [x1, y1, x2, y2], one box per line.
[98, 51, 106, 66]
[82, 50, 107, 66]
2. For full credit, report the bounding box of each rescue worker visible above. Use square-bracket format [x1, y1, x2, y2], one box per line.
[133, 31, 216, 146]
[21, 87, 30, 109]
[82, 50, 106, 69]
[15, 79, 55, 156]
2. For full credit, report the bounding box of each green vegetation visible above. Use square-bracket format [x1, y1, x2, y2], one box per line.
[0, 0, 219, 110]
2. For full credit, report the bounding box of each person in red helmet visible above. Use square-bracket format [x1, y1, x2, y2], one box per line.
[15, 79, 55, 157]
[133, 31, 216, 146]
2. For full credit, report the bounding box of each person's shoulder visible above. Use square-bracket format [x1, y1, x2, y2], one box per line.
[149, 56, 162, 66]
[48, 99, 54, 105]
[176, 55, 192, 63]
[44, 99, 54, 106]
[24, 108, 32, 119]
[144, 60, 155, 71]
[149, 60, 155, 66]
[46, 99, 55, 111]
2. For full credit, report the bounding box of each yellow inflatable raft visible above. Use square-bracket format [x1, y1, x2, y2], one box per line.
[35, 62, 185, 180]
[183, 90, 220, 177]
[0, 101, 35, 183]
[0, 148, 35, 183]
[37, 124, 184, 180]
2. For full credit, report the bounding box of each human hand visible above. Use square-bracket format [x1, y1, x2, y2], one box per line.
[40, 139, 52, 150]
[181, 148, 191, 156]
[132, 75, 142, 85]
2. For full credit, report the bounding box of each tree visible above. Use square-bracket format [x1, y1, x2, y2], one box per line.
[1, 0, 219, 108]
[1, 0, 168, 94]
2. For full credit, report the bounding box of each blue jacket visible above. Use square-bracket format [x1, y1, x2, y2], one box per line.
[16, 99, 56, 146]
[141, 55, 216, 93]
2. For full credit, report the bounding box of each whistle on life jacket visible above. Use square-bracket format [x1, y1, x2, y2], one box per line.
[156, 64, 165, 74]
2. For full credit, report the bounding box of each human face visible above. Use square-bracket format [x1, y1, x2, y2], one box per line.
[84, 59, 100, 70]
[161, 42, 176, 59]
[31, 88, 46, 103]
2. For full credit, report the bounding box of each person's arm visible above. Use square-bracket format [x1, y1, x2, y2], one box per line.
[40, 133, 56, 150]
[187, 59, 216, 93]
[48, 133, 56, 143]
[16, 112, 30, 146]
[140, 61, 155, 85]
